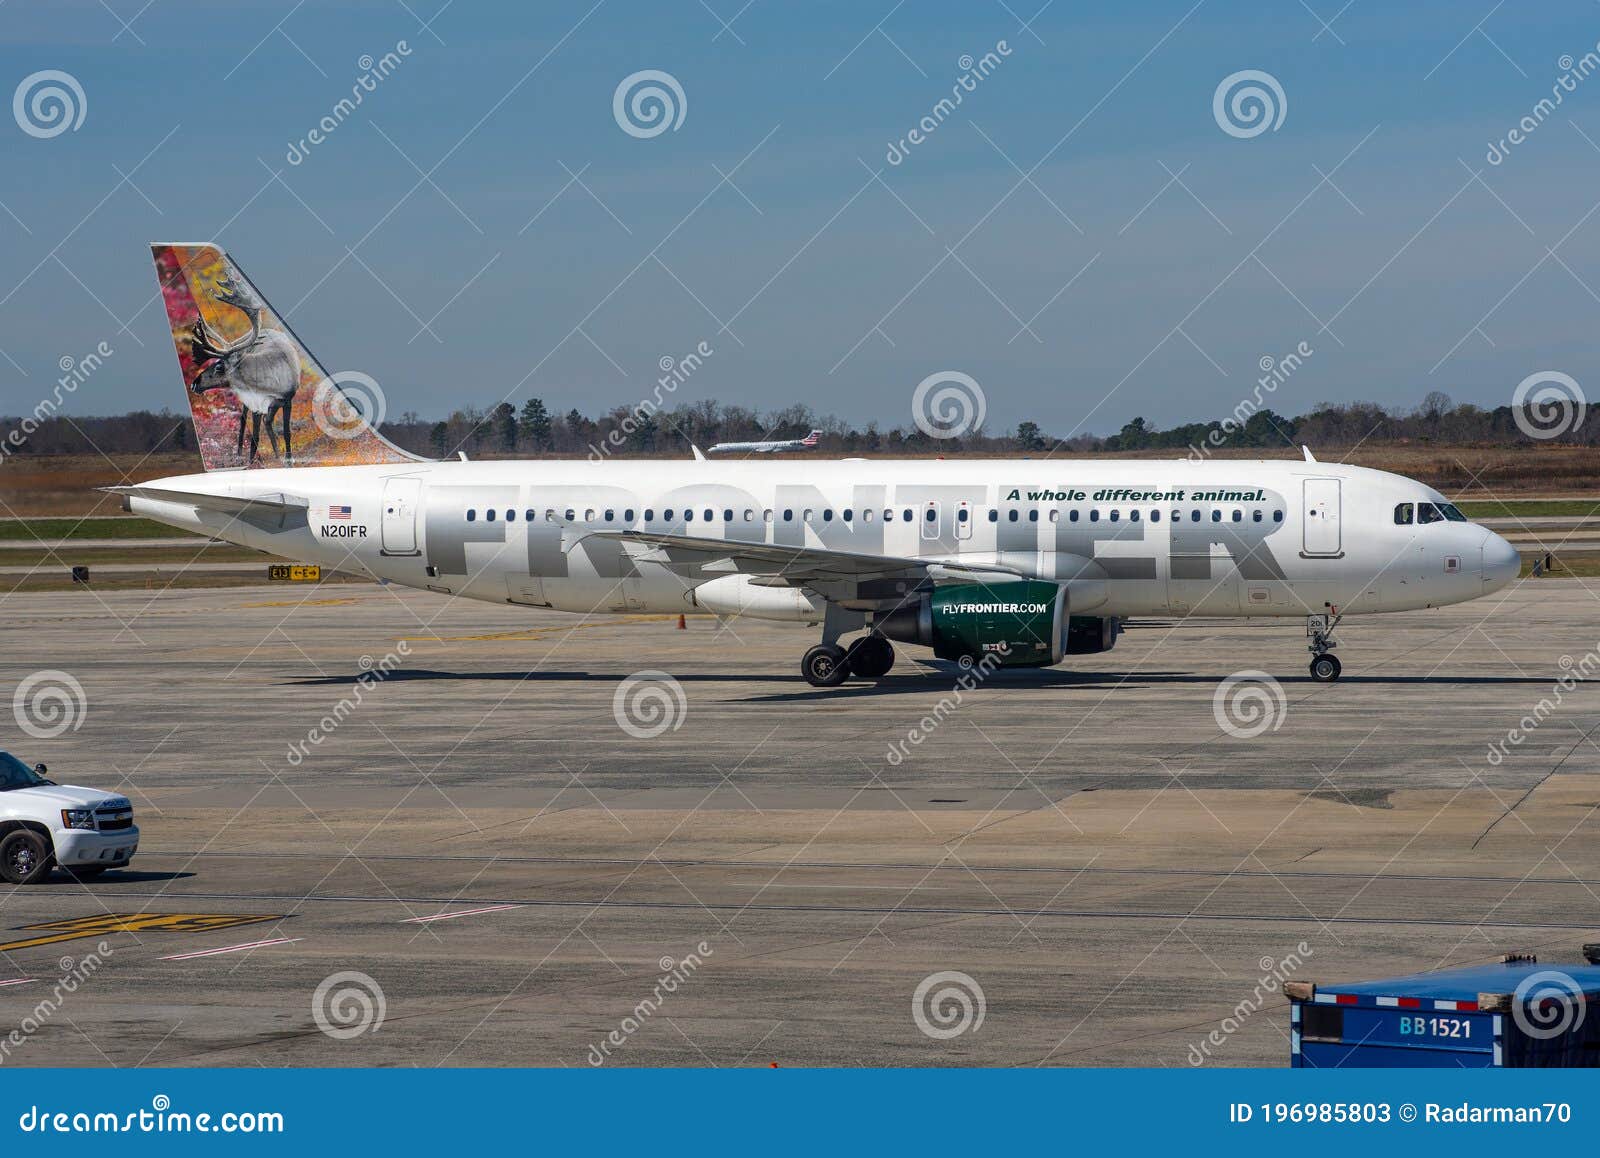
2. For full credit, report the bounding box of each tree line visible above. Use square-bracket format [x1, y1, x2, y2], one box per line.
[1, 389, 1593, 459]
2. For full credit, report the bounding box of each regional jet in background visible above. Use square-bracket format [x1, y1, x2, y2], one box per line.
[708, 430, 822, 454]
[116, 244, 1522, 687]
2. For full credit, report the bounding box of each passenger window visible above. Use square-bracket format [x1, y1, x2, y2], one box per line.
[1191, 510, 1201, 522]
[744, 509, 753, 521]
[604, 510, 614, 522]
[1151, 510, 1160, 523]
[664, 509, 674, 521]
[1129, 509, 1140, 522]
[565, 508, 575, 521]
[925, 508, 936, 522]
[1252, 510, 1262, 522]
[958, 508, 969, 523]
[1089, 510, 1099, 522]
[1211, 510, 1221, 522]
[1029, 509, 1039, 522]
[843, 509, 853, 522]
[823, 509, 833, 522]
[1008, 510, 1018, 522]
[486, 509, 495, 521]
[1394, 503, 1414, 524]
[1049, 509, 1059, 523]
[783, 509, 793, 522]
[625, 509, 635, 522]
[724, 509, 733, 522]
[1231, 510, 1241, 522]
[764, 510, 773, 522]
[525, 509, 535, 522]
[688, 508, 697, 522]
[1109, 509, 1120, 522]
[506, 510, 516, 522]
[466, 509, 476, 522]
[1069, 510, 1079, 522]
[703, 508, 713, 522]
[988, 509, 998, 522]
[883, 509, 894, 522]
[903, 509, 913, 522]
[644, 509, 654, 522]
[1273, 510, 1283, 522]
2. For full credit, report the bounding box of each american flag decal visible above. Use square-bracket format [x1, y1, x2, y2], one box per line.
[329, 504, 352, 520]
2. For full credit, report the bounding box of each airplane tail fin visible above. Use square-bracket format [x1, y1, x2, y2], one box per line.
[151, 242, 423, 471]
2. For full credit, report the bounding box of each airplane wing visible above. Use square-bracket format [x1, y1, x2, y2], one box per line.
[584, 528, 1025, 602]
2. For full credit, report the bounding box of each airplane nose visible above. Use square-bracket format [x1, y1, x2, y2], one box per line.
[1481, 532, 1520, 591]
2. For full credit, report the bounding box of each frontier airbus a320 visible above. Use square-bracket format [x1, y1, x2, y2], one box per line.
[117, 244, 1521, 687]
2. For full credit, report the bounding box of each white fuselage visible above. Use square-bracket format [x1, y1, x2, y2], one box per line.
[128, 457, 1520, 621]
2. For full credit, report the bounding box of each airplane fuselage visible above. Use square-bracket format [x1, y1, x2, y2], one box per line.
[128, 457, 1520, 621]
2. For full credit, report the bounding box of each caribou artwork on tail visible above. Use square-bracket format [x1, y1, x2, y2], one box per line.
[187, 276, 301, 464]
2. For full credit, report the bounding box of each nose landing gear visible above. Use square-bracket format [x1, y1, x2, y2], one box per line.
[1307, 608, 1343, 682]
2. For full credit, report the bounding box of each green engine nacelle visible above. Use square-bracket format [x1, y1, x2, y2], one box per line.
[878, 580, 1068, 667]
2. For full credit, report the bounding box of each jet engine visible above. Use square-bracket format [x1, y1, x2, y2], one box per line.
[875, 580, 1119, 667]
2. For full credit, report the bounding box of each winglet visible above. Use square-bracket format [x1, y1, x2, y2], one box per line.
[1301, 444, 1316, 462]
[692, 444, 706, 461]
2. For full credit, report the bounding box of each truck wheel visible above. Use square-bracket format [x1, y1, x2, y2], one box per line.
[0, 830, 52, 885]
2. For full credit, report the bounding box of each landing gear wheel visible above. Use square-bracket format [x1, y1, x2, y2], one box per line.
[0, 830, 51, 885]
[848, 635, 895, 679]
[802, 644, 850, 687]
[1309, 653, 1342, 682]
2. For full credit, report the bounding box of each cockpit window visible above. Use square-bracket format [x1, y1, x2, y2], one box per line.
[1394, 503, 1413, 525]
[1417, 502, 1445, 524]
[1440, 503, 1468, 522]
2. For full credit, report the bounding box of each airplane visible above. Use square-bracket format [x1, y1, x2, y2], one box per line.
[114, 243, 1523, 688]
[707, 430, 822, 454]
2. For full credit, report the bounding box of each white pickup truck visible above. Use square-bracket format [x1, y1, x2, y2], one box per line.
[0, 750, 138, 884]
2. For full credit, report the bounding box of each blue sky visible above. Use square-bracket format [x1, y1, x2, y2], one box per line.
[2, 0, 1599, 437]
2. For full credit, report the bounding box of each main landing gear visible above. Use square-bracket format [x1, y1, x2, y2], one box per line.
[1307, 608, 1343, 682]
[801, 633, 896, 687]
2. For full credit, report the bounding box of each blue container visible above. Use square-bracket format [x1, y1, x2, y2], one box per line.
[1288, 956, 1600, 1067]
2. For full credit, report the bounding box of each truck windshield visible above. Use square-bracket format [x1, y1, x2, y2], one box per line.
[0, 752, 48, 790]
